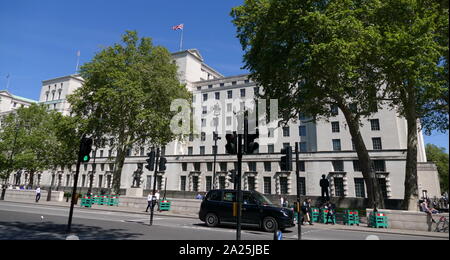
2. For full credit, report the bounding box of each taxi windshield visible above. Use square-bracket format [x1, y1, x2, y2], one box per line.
[252, 192, 274, 206]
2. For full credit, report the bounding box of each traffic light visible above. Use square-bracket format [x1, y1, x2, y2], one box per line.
[243, 111, 259, 154]
[244, 130, 259, 154]
[159, 157, 167, 171]
[145, 150, 156, 171]
[280, 146, 293, 171]
[227, 170, 236, 184]
[79, 137, 93, 162]
[213, 131, 221, 141]
[225, 132, 238, 155]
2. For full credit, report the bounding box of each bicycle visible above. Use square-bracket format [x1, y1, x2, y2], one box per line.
[434, 216, 449, 233]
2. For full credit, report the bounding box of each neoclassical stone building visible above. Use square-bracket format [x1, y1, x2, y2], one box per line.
[6, 49, 441, 200]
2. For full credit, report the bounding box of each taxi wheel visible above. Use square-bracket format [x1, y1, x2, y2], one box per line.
[205, 213, 219, 227]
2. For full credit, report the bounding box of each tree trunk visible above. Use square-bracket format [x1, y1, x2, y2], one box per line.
[402, 92, 419, 210]
[112, 146, 126, 195]
[340, 105, 385, 209]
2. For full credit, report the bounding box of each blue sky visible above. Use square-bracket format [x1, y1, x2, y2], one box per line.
[0, 0, 448, 152]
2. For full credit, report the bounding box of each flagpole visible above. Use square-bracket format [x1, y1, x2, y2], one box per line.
[179, 27, 184, 51]
[6, 74, 10, 91]
[76, 51, 80, 73]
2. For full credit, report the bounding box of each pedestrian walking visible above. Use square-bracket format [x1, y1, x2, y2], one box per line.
[145, 193, 153, 212]
[35, 187, 41, 203]
[301, 198, 313, 225]
[155, 190, 161, 212]
[325, 201, 336, 225]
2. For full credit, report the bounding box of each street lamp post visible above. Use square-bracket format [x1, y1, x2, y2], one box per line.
[212, 104, 221, 190]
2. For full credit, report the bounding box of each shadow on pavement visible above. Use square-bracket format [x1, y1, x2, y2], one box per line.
[0, 221, 141, 240]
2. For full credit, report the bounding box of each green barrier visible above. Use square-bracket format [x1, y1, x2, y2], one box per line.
[92, 195, 101, 205]
[108, 196, 120, 206]
[80, 197, 93, 208]
[311, 208, 320, 223]
[343, 210, 360, 226]
[319, 209, 336, 224]
[159, 200, 171, 211]
[369, 212, 388, 228]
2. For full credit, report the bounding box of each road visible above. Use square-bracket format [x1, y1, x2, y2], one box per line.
[0, 201, 446, 240]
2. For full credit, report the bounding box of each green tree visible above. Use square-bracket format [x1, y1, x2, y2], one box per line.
[0, 104, 60, 188]
[373, 0, 448, 210]
[68, 31, 191, 194]
[231, 0, 386, 207]
[425, 144, 449, 193]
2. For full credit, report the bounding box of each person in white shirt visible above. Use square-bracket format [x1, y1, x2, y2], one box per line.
[155, 190, 161, 211]
[145, 193, 153, 212]
[35, 187, 41, 203]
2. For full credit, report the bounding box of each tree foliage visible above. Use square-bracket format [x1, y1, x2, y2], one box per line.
[232, 0, 386, 207]
[425, 144, 449, 193]
[0, 104, 80, 187]
[67, 31, 191, 194]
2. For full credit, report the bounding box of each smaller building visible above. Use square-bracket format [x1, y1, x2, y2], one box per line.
[0, 90, 37, 114]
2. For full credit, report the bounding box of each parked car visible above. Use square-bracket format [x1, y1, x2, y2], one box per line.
[199, 189, 295, 232]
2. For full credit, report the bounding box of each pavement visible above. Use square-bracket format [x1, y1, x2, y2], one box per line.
[1, 197, 448, 239]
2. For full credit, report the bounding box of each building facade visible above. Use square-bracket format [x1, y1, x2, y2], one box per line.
[6, 49, 441, 200]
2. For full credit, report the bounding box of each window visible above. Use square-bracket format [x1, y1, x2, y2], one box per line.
[332, 139, 342, 151]
[232, 81, 237, 85]
[201, 119, 207, 127]
[182, 162, 187, 172]
[264, 177, 272, 194]
[180, 176, 187, 191]
[370, 119, 380, 131]
[372, 138, 382, 150]
[212, 145, 217, 155]
[240, 89, 246, 97]
[81, 175, 86, 187]
[353, 160, 361, 172]
[332, 160, 344, 172]
[215, 92, 220, 100]
[268, 128, 275, 138]
[280, 177, 288, 195]
[194, 162, 201, 171]
[226, 116, 232, 126]
[283, 143, 290, 149]
[253, 87, 260, 95]
[267, 144, 275, 154]
[227, 90, 233, 99]
[247, 176, 256, 191]
[299, 142, 307, 152]
[298, 177, 306, 196]
[188, 147, 193, 155]
[106, 175, 112, 188]
[98, 175, 103, 188]
[378, 178, 388, 199]
[206, 176, 212, 192]
[219, 176, 226, 189]
[202, 106, 208, 115]
[207, 162, 213, 172]
[201, 132, 206, 141]
[372, 160, 386, 172]
[192, 176, 199, 192]
[223, 191, 236, 202]
[208, 85, 213, 89]
[248, 162, 257, 172]
[220, 162, 227, 172]
[354, 178, 366, 198]
[299, 126, 307, 136]
[220, 83, 225, 87]
[203, 93, 208, 101]
[264, 162, 272, 172]
[334, 177, 345, 197]
[331, 122, 340, 133]
[297, 161, 305, 172]
[283, 127, 290, 137]
[227, 103, 232, 112]
[331, 104, 339, 116]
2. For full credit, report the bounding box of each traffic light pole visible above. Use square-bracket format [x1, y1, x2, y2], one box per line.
[150, 147, 160, 226]
[236, 134, 243, 241]
[67, 148, 83, 234]
[295, 142, 302, 240]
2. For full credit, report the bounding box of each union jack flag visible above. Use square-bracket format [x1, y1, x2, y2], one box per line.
[172, 24, 184, 30]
